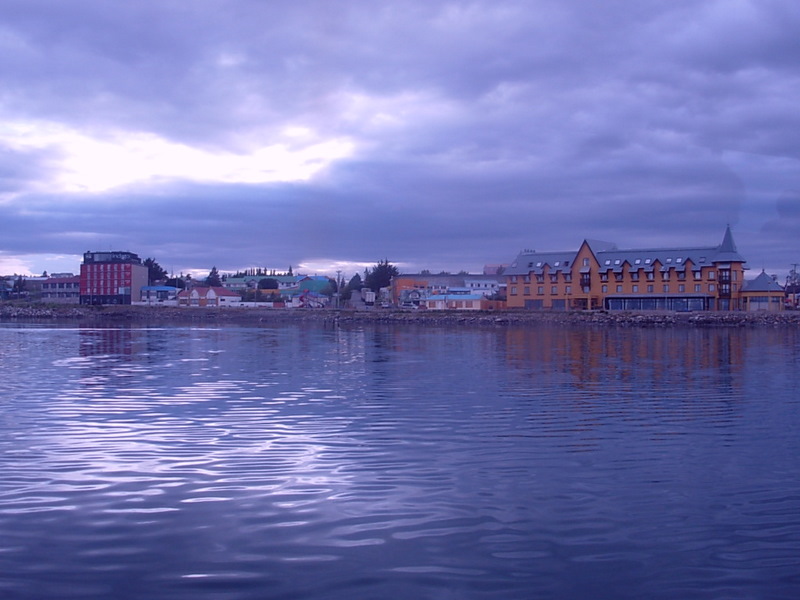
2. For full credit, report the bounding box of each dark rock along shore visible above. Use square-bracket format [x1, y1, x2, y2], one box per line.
[2, 304, 799, 327]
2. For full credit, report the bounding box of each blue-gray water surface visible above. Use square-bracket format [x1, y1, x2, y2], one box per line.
[1, 322, 798, 599]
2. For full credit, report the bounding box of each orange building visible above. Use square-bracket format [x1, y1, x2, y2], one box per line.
[505, 227, 747, 311]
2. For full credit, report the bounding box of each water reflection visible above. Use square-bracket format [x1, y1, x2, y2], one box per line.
[0, 323, 798, 600]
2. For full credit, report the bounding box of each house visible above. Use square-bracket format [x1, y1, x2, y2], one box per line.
[740, 271, 785, 312]
[177, 286, 241, 307]
[139, 286, 181, 306]
[80, 251, 149, 305]
[422, 293, 486, 311]
[390, 273, 505, 306]
[505, 226, 748, 311]
[41, 275, 81, 304]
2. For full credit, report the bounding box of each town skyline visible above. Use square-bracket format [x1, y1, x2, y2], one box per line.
[2, 1, 798, 279]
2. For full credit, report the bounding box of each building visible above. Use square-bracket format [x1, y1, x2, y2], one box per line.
[390, 273, 504, 306]
[177, 286, 241, 307]
[139, 286, 181, 306]
[41, 274, 81, 304]
[80, 251, 149, 305]
[505, 226, 748, 311]
[741, 271, 785, 312]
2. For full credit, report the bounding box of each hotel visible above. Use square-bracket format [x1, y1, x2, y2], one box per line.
[505, 226, 747, 311]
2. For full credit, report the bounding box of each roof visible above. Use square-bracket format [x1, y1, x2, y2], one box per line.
[742, 271, 784, 293]
[179, 286, 241, 297]
[506, 227, 747, 276]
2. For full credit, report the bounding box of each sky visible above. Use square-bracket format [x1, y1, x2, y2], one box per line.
[1, 0, 799, 281]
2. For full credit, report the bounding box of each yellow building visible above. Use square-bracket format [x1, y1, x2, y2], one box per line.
[505, 227, 747, 311]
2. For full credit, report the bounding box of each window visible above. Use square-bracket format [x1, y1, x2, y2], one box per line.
[666, 258, 672, 264]
[676, 257, 683, 263]
[616, 285, 623, 293]
[583, 258, 590, 266]
[663, 284, 669, 293]
[694, 271, 702, 280]
[708, 271, 715, 280]
[551, 286, 557, 295]
[708, 284, 715, 292]
[511, 276, 517, 283]
[524, 286, 530, 295]
[511, 286, 517, 295]
[631, 272, 639, 281]
[602, 285, 608, 293]
[601, 273, 608, 282]
[634, 258, 641, 265]
[647, 285, 654, 293]
[645, 258, 651, 264]
[536, 261, 542, 267]
[662, 271, 670, 281]
[564, 274, 572, 282]
[694, 284, 701, 292]
[554, 261, 560, 267]
[678, 284, 685, 292]
[537, 286, 544, 295]
[614, 259, 621, 265]
[524, 275, 530, 283]
[565, 286, 571, 294]
[647, 272, 654, 281]
[632, 285, 639, 293]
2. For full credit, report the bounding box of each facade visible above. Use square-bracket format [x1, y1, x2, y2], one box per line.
[139, 286, 181, 306]
[41, 275, 81, 304]
[741, 271, 784, 312]
[505, 227, 748, 311]
[80, 251, 149, 305]
[391, 273, 504, 306]
[177, 286, 241, 307]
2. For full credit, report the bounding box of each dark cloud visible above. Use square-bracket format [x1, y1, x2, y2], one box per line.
[1, 0, 798, 277]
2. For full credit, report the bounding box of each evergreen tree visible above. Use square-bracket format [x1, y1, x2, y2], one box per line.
[205, 267, 222, 287]
[364, 260, 399, 292]
[143, 258, 168, 283]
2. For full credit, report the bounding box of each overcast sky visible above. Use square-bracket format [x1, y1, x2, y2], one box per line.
[2, 0, 798, 280]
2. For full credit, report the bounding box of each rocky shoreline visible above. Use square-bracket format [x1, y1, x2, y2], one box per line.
[2, 303, 799, 328]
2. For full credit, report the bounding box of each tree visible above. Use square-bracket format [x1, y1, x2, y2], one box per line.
[205, 267, 222, 287]
[258, 278, 279, 290]
[143, 258, 168, 283]
[364, 259, 399, 292]
[346, 273, 363, 291]
[164, 276, 186, 289]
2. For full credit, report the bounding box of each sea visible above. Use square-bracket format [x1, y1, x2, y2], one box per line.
[1, 321, 798, 599]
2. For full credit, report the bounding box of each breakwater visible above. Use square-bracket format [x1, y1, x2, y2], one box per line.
[2, 303, 799, 327]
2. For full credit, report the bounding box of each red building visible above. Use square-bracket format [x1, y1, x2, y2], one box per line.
[80, 251, 149, 305]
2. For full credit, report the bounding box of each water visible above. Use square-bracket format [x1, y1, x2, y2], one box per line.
[1, 322, 798, 599]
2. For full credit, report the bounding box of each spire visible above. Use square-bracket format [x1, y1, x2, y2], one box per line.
[720, 224, 737, 253]
[714, 225, 747, 264]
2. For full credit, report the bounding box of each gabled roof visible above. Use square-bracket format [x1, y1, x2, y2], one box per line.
[742, 270, 784, 293]
[507, 227, 747, 276]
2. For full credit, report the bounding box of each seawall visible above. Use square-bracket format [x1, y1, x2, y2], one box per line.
[2, 304, 800, 328]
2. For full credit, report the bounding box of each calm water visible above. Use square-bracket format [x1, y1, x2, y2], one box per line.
[1, 322, 799, 599]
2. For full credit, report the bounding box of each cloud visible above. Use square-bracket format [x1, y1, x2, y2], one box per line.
[1, 0, 799, 278]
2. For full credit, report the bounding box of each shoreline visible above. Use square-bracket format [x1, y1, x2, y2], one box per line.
[2, 304, 800, 328]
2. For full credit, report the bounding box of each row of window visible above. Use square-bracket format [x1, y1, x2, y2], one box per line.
[511, 269, 736, 284]
[510, 283, 734, 295]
